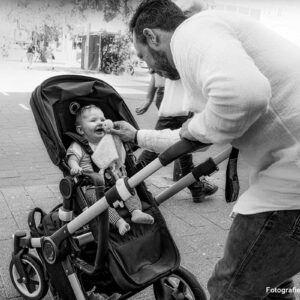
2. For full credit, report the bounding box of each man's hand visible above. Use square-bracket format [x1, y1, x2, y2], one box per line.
[135, 101, 151, 115]
[179, 118, 198, 141]
[109, 121, 137, 143]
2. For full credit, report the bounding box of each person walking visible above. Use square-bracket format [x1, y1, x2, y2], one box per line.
[110, 0, 300, 299]
[46, 46, 55, 70]
[136, 75, 218, 202]
[134, 0, 218, 202]
[26, 43, 35, 69]
[135, 71, 165, 164]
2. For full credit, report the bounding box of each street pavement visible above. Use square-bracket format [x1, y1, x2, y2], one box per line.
[0, 60, 298, 299]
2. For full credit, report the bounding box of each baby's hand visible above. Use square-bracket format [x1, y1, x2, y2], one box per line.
[70, 166, 83, 175]
[103, 119, 114, 132]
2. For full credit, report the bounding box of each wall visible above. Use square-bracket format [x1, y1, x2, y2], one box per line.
[212, 0, 300, 47]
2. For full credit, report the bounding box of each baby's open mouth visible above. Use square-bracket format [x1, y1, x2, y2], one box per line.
[95, 127, 104, 134]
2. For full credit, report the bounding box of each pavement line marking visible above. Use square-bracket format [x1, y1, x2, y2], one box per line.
[0, 90, 9, 96]
[19, 104, 31, 111]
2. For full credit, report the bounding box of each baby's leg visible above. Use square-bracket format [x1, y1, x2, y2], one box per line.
[125, 196, 154, 224]
[109, 208, 130, 236]
[85, 187, 130, 236]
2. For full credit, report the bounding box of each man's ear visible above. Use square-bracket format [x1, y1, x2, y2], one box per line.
[76, 125, 84, 136]
[143, 28, 159, 46]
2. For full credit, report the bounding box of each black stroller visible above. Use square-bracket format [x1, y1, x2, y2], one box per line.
[9, 75, 231, 300]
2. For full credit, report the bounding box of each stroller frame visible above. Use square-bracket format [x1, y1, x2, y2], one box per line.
[9, 75, 231, 300]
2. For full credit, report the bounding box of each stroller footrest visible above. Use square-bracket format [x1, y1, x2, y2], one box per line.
[73, 257, 94, 273]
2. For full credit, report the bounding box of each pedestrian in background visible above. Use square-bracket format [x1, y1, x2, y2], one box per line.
[46, 46, 55, 70]
[135, 71, 165, 163]
[26, 43, 35, 69]
[134, 0, 218, 202]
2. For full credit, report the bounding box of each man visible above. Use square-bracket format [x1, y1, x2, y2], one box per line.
[110, 0, 300, 299]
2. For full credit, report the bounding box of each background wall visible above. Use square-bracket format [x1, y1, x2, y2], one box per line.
[212, 0, 300, 47]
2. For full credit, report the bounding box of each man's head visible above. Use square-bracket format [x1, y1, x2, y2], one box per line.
[75, 105, 106, 144]
[129, 0, 186, 79]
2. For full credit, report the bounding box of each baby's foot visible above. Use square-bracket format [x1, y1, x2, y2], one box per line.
[115, 218, 130, 236]
[131, 210, 154, 224]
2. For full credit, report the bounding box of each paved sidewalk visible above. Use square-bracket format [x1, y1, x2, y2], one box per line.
[0, 61, 299, 300]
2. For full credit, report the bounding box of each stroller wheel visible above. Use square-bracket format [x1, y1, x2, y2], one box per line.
[153, 266, 207, 300]
[9, 254, 48, 300]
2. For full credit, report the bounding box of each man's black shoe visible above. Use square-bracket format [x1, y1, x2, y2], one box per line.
[190, 178, 218, 203]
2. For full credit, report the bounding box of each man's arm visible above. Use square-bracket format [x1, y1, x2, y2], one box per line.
[110, 121, 209, 154]
[110, 120, 180, 151]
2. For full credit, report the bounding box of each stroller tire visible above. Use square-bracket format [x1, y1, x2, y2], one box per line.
[9, 253, 48, 300]
[153, 266, 207, 300]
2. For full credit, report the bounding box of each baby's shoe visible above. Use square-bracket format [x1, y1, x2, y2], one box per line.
[131, 210, 154, 224]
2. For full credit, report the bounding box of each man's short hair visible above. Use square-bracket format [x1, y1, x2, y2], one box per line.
[129, 0, 187, 44]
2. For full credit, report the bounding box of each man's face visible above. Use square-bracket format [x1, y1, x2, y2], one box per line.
[133, 31, 180, 80]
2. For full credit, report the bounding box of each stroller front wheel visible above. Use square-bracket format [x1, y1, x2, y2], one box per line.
[9, 253, 48, 300]
[153, 266, 207, 300]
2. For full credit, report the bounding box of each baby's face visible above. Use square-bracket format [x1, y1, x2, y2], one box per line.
[79, 107, 106, 143]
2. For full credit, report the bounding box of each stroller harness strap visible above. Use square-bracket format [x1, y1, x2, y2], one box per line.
[64, 131, 93, 155]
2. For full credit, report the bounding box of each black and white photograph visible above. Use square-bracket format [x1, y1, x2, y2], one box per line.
[0, 0, 300, 299]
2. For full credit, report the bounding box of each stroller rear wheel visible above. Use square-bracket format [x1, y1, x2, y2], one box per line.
[153, 266, 207, 300]
[9, 253, 48, 300]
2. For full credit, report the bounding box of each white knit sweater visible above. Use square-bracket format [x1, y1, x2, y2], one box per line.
[138, 11, 300, 215]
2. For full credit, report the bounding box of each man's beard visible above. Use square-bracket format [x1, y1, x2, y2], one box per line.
[149, 48, 180, 80]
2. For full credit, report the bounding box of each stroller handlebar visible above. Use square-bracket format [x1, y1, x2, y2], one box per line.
[158, 138, 211, 166]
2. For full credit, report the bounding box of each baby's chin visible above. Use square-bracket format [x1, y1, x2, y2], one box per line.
[87, 132, 105, 144]
[95, 132, 105, 140]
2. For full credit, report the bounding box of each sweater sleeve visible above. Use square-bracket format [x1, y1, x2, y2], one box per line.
[137, 129, 181, 153]
[172, 15, 272, 144]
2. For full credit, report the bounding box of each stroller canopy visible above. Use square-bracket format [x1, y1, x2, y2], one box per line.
[30, 74, 139, 169]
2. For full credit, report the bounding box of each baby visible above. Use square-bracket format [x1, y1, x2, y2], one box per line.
[67, 104, 154, 235]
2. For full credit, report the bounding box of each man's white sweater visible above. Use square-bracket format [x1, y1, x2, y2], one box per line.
[138, 11, 300, 215]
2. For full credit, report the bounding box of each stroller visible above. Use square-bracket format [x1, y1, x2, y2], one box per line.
[9, 75, 231, 300]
